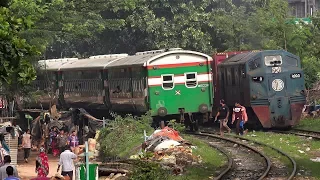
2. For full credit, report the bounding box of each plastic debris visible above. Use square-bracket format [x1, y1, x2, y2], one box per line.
[233, 144, 238, 148]
[310, 157, 320, 162]
[306, 147, 311, 151]
[136, 126, 201, 175]
[298, 150, 305, 154]
[154, 140, 181, 151]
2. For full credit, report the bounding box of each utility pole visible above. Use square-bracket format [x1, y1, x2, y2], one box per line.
[305, 0, 308, 17]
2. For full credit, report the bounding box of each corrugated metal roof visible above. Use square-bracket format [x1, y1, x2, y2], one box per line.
[107, 49, 212, 68]
[59, 54, 128, 71]
[38, 58, 78, 71]
[107, 51, 162, 67]
[221, 52, 260, 64]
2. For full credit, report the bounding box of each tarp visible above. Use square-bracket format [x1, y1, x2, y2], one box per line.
[151, 127, 184, 141]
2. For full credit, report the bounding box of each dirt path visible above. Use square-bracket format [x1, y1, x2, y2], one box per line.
[16, 149, 62, 180]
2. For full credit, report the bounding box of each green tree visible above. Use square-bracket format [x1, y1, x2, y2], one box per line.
[9, 0, 125, 58]
[0, 6, 39, 114]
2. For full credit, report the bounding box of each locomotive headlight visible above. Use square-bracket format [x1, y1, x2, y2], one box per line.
[252, 76, 264, 82]
[291, 73, 301, 79]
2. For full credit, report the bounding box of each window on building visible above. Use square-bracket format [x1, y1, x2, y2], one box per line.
[185, 72, 198, 88]
[162, 74, 174, 90]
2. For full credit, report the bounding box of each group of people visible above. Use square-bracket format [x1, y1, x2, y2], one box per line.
[214, 99, 248, 136]
[2, 127, 80, 180]
[50, 128, 79, 156]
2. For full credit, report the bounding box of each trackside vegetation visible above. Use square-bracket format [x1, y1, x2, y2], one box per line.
[98, 114, 225, 179]
[244, 131, 320, 179]
[295, 118, 320, 131]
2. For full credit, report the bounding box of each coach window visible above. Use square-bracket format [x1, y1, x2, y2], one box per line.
[185, 72, 198, 88]
[162, 74, 174, 90]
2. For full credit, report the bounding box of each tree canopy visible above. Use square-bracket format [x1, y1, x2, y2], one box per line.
[1, 0, 320, 97]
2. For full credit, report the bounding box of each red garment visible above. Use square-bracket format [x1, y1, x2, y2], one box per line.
[153, 127, 184, 141]
[36, 152, 49, 177]
[51, 140, 59, 156]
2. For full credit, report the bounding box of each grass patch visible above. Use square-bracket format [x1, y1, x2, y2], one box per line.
[243, 131, 320, 179]
[168, 135, 227, 180]
[98, 116, 227, 179]
[295, 118, 320, 131]
[98, 114, 154, 159]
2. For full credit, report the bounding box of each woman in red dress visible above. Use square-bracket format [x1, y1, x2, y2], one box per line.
[35, 147, 49, 177]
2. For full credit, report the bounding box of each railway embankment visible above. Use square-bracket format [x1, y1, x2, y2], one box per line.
[243, 131, 320, 179]
[97, 116, 226, 180]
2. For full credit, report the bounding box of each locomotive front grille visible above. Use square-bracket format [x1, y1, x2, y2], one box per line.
[277, 98, 282, 108]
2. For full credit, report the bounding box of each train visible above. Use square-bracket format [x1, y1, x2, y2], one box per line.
[27, 48, 306, 130]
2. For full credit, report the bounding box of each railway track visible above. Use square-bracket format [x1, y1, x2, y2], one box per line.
[191, 129, 297, 180]
[188, 132, 271, 180]
[271, 129, 320, 140]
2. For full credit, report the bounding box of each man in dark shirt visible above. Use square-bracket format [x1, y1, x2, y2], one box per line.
[215, 99, 231, 136]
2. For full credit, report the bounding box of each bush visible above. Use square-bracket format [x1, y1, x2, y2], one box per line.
[130, 160, 169, 180]
[98, 112, 154, 160]
[167, 119, 185, 133]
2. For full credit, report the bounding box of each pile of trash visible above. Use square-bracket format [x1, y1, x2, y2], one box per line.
[130, 126, 202, 175]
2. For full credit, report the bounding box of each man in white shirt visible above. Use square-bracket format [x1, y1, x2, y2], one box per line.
[57, 146, 77, 180]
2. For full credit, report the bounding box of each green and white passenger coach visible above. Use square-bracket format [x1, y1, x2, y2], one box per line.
[35, 48, 214, 128]
[106, 48, 214, 125]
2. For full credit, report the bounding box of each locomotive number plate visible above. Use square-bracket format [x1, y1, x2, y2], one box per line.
[272, 79, 285, 91]
[291, 73, 301, 79]
[272, 67, 281, 73]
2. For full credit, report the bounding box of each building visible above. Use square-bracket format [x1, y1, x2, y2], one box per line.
[289, 0, 319, 17]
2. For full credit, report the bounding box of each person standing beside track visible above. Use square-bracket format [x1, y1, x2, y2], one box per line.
[214, 99, 231, 136]
[232, 102, 248, 135]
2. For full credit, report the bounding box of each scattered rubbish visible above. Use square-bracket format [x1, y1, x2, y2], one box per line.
[298, 150, 305, 154]
[154, 140, 181, 151]
[251, 134, 257, 137]
[306, 147, 311, 151]
[233, 144, 238, 148]
[135, 126, 202, 175]
[310, 157, 320, 162]
[307, 137, 313, 140]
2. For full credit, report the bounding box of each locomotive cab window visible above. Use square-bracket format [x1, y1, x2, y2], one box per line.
[185, 72, 198, 88]
[162, 74, 174, 90]
[265, 55, 282, 66]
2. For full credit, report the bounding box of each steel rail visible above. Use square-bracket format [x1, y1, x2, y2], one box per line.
[199, 131, 297, 180]
[293, 129, 320, 134]
[271, 129, 320, 140]
[208, 144, 233, 180]
[188, 132, 271, 180]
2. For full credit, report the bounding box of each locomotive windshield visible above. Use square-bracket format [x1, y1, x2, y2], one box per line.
[264, 55, 282, 66]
